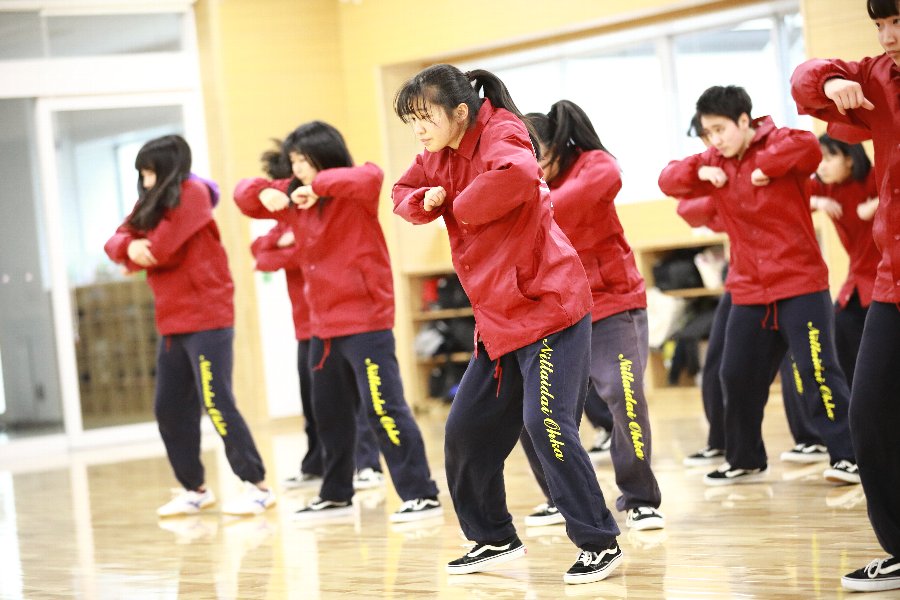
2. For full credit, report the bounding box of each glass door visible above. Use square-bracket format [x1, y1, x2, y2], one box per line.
[35, 94, 208, 434]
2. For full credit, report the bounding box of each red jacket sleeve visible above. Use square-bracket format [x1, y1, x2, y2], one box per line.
[791, 57, 878, 131]
[453, 121, 543, 226]
[139, 182, 214, 268]
[828, 122, 872, 144]
[392, 154, 444, 224]
[675, 196, 723, 231]
[104, 224, 143, 272]
[658, 151, 718, 198]
[251, 222, 302, 272]
[865, 169, 879, 198]
[755, 128, 822, 179]
[553, 151, 621, 207]
[234, 177, 292, 220]
[311, 162, 383, 210]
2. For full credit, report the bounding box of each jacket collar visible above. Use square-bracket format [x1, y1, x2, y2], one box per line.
[749, 115, 776, 146]
[455, 98, 494, 160]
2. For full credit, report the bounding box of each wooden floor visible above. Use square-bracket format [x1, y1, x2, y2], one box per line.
[0, 392, 889, 599]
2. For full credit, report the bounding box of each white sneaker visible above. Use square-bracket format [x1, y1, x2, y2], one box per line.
[625, 506, 665, 530]
[587, 428, 611, 462]
[353, 468, 385, 490]
[157, 488, 216, 517]
[221, 483, 277, 516]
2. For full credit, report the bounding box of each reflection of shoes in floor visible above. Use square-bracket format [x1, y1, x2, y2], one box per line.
[524, 503, 565, 527]
[353, 468, 385, 491]
[222, 516, 275, 551]
[353, 488, 385, 510]
[626, 527, 668, 551]
[158, 515, 218, 544]
[781, 462, 827, 481]
[446, 572, 531, 598]
[704, 485, 774, 504]
[780, 443, 829, 463]
[524, 524, 568, 544]
[282, 472, 322, 490]
[389, 519, 444, 539]
[157, 488, 216, 517]
[563, 579, 628, 598]
[825, 485, 866, 510]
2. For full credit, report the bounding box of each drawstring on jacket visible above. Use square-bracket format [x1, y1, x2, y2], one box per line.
[473, 325, 502, 397]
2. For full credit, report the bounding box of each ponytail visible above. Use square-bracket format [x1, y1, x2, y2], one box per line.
[531, 100, 611, 178]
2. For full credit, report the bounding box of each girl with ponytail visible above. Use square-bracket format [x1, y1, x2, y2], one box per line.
[520, 99, 665, 533]
[393, 64, 622, 585]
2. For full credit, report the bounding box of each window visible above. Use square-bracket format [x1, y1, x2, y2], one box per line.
[463, 0, 807, 203]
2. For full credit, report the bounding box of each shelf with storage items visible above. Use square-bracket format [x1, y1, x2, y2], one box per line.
[403, 267, 474, 411]
[632, 235, 728, 398]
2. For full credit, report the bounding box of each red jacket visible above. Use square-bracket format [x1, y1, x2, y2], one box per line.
[392, 99, 592, 360]
[676, 196, 725, 232]
[251, 222, 311, 341]
[548, 150, 645, 321]
[808, 173, 880, 308]
[234, 163, 394, 339]
[104, 178, 234, 336]
[658, 116, 826, 305]
[792, 55, 900, 304]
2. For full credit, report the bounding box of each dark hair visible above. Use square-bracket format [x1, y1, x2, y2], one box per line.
[525, 100, 611, 179]
[696, 85, 753, 124]
[868, 0, 899, 19]
[283, 121, 353, 173]
[260, 138, 292, 180]
[818, 133, 872, 182]
[687, 113, 705, 137]
[393, 63, 538, 152]
[129, 134, 191, 231]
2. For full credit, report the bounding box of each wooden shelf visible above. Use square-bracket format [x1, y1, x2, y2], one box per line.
[418, 352, 472, 366]
[662, 287, 724, 298]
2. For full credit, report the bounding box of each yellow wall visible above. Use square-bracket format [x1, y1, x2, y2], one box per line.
[193, 0, 884, 418]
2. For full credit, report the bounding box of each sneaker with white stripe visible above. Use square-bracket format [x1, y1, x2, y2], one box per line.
[292, 497, 353, 520]
[564, 543, 623, 584]
[780, 443, 829, 463]
[157, 488, 216, 517]
[842, 556, 900, 592]
[524, 503, 565, 527]
[704, 463, 768, 486]
[389, 497, 443, 523]
[446, 535, 526, 574]
[625, 506, 665, 530]
[823, 460, 860, 484]
[683, 447, 725, 466]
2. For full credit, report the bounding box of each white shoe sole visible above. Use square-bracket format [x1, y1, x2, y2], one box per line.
[780, 452, 829, 463]
[627, 517, 665, 531]
[292, 506, 354, 521]
[683, 455, 725, 467]
[563, 552, 623, 584]
[841, 576, 900, 592]
[446, 545, 526, 575]
[824, 470, 861, 485]
[389, 506, 443, 523]
[703, 471, 768, 486]
[524, 513, 566, 527]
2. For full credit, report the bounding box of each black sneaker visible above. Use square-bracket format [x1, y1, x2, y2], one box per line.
[283, 472, 322, 490]
[563, 543, 623, 584]
[625, 506, 665, 530]
[703, 463, 767, 486]
[823, 460, 860, 485]
[524, 503, 565, 527]
[292, 497, 352, 521]
[780, 443, 829, 463]
[683, 447, 725, 467]
[389, 496, 443, 523]
[446, 535, 526, 575]
[842, 557, 900, 592]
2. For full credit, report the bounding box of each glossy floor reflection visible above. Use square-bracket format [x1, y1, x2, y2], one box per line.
[0, 393, 886, 599]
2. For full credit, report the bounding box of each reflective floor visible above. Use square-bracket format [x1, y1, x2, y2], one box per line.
[0, 393, 886, 599]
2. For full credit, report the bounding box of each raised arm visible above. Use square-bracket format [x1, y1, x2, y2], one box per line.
[755, 128, 822, 179]
[234, 177, 292, 219]
[658, 152, 718, 199]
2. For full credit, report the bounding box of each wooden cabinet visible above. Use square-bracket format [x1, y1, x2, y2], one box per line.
[402, 267, 473, 411]
[632, 235, 728, 398]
